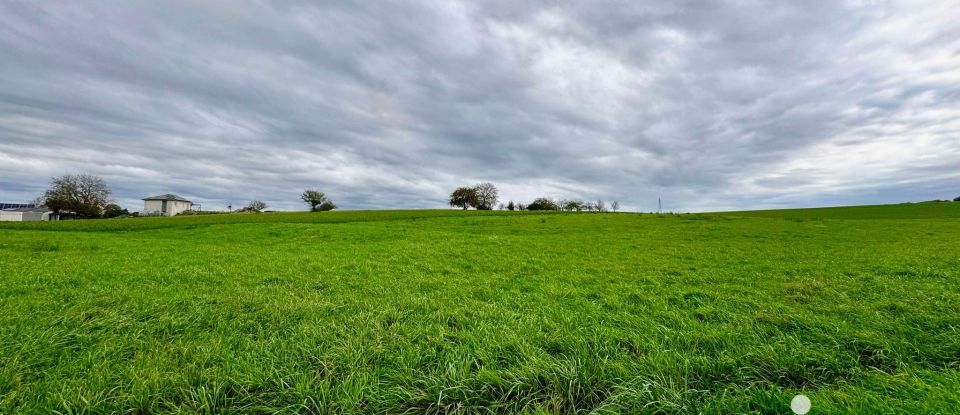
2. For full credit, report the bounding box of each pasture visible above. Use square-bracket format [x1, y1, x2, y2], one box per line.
[1, 204, 958, 413]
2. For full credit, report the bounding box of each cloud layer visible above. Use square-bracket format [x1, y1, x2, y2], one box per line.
[1, 1, 958, 212]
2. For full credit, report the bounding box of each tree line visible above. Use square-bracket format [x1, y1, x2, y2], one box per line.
[43, 175, 959, 218]
[449, 183, 620, 212]
[29, 174, 341, 218]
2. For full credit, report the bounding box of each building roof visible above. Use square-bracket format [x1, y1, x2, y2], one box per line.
[1, 207, 51, 213]
[142, 194, 192, 203]
[0, 203, 36, 210]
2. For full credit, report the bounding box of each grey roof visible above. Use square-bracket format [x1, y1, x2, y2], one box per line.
[1, 207, 51, 213]
[142, 194, 192, 203]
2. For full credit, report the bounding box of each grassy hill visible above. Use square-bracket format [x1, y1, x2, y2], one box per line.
[1, 205, 958, 413]
[714, 200, 960, 219]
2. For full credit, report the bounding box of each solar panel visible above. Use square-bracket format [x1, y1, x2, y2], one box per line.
[0, 203, 36, 209]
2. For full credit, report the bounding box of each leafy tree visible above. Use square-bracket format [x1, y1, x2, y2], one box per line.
[611, 201, 620, 212]
[449, 187, 477, 210]
[527, 197, 559, 211]
[472, 182, 499, 210]
[246, 200, 267, 212]
[301, 189, 335, 212]
[506, 201, 515, 211]
[562, 199, 584, 212]
[955, 195, 960, 202]
[103, 203, 129, 218]
[42, 174, 111, 218]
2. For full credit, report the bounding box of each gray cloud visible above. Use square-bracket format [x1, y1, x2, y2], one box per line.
[1, 0, 958, 212]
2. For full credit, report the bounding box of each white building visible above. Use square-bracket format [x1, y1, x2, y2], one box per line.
[0, 207, 53, 221]
[143, 194, 193, 216]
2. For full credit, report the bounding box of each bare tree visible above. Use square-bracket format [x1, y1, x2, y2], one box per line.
[472, 182, 499, 210]
[247, 200, 267, 212]
[449, 187, 477, 210]
[596, 199, 606, 212]
[611, 201, 620, 212]
[42, 174, 111, 218]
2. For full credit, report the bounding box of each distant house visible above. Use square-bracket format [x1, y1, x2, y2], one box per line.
[0, 206, 53, 221]
[143, 194, 193, 216]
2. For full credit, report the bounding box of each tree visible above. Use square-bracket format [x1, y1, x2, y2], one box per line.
[955, 196, 960, 202]
[301, 189, 335, 212]
[595, 199, 606, 212]
[498, 203, 505, 210]
[611, 201, 620, 212]
[516, 203, 526, 211]
[42, 174, 111, 218]
[449, 187, 477, 210]
[527, 197, 559, 211]
[247, 200, 267, 212]
[506, 201, 515, 211]
[103, 203, 129, 218]
[563, 199, 584, 212]
[472, 182, 499, 210]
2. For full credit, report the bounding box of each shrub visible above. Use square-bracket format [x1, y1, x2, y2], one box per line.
[527, 197, 559, 211]
[103, 204, 129, 218]
[315, 200, 337, 211]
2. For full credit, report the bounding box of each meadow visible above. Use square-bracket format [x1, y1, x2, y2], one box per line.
[1, 204, 958, 413]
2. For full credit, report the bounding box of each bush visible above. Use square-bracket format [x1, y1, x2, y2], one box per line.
[103, 204, 129, 218]
[527, 197, 559, 211]
[315, 201, 336, 211]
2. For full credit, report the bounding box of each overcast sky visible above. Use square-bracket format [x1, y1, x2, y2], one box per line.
[1, 1, 958, 212]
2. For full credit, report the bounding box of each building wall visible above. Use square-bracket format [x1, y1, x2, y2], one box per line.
[167, 200, 191, 216]
[0, 211, 22, 221]
[20, 211, 46, 221]
[143, 200, 192, 216]
[144, 200, 164, 215]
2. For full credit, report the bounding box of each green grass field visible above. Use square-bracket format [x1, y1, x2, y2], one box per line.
[2, 203, 959, 413]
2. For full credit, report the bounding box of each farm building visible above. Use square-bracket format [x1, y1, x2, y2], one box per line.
[143, 194, 193, 216]
[0, 207, 53, 221]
